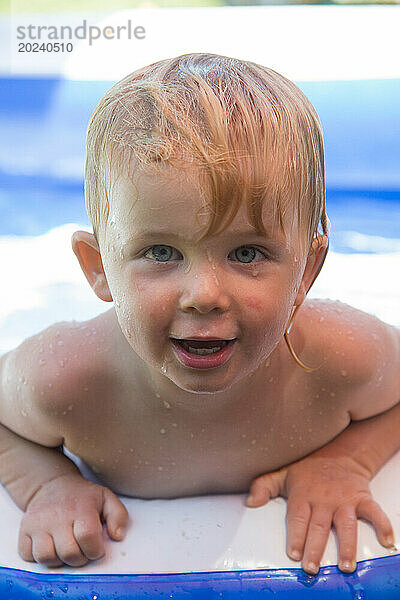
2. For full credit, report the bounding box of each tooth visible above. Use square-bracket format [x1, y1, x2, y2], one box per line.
[188, 347, 220, 355]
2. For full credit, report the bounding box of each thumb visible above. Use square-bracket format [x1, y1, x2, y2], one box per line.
[102, 487, 130, 541]
[246, 468, 287, 508]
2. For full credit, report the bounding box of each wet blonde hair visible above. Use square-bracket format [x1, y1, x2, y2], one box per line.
[85, 52, 329, 370]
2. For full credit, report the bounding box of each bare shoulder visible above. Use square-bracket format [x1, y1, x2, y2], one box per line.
[296, 298, 400, 418]
[0, 310, 117, 446]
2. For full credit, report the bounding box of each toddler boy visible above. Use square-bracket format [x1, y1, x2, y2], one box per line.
[0, 53, 399, 575]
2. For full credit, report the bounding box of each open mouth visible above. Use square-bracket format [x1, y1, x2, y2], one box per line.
[172, 339, 231, 355]
[170, 338, 237, 369]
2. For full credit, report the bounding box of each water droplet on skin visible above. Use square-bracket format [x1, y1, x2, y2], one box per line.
[129, 448, 134, 452]
[251, 268, 259, 277]
[39, 359, 46, 366]
[213, 273, 219, 285]
[265, 358, 271, 368]
[68, 404, 73, 411]
[163, 400, 171, 409]
[160, 428, 166, 434]
[330, 392, 335, 397]
[251, 439, 257, 445]
[21, 408, 28, 417]
[268, 377, 274, 383]
[161, 364, 167, 375]
[57, 340, 64, 346]
[158, 465, 163, 471]
[59, 360, 65, 368]
[341, 370, 348, 377]
[319, 316, 325, 322]
[172, 423, 178, 428]
[241, 433, 247, 438]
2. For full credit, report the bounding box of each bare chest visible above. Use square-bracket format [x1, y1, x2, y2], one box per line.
[63, 374, 350, 499]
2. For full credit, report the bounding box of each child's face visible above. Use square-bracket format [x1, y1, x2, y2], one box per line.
[77, 165, 324, 395]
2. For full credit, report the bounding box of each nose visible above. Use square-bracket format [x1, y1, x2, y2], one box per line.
[179, 264, 230, 315]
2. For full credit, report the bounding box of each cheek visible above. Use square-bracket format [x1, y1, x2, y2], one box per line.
[243, 295, 263, 312]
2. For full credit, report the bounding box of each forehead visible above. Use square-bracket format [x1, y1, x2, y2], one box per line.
[108, 164, 300, 246]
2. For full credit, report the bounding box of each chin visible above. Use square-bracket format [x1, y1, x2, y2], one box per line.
[173, 372, 240, 395]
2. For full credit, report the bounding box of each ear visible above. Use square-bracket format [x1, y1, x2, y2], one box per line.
[71, 231, 113, 302]
[294, 235, 329, 307]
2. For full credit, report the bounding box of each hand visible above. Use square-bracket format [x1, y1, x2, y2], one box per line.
[246, 455, 394, 575]
[18, 472, 129, 568]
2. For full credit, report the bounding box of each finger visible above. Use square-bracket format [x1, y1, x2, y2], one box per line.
[73, 515, 105, 561]
[285, 500, 311, 562]
[357, 498, 395, 548]
[333, 506, 357, 572]
[31, 533, 64, 568]
[18, 533, 34, 563]
[52, 527, 89, 567]
[246, 470, 286, 507]
[301, 507, 333, 575]
[102, 488, 130, 541]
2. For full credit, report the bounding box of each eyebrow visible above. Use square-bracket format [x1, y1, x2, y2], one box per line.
[128, 229, 288, 249]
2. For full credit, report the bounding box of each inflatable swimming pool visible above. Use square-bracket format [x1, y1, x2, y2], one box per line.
[1, 448, 400, 598]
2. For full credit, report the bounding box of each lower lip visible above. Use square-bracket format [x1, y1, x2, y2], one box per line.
[170, 339, 236, 370]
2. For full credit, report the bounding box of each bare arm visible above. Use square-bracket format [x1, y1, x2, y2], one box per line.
[0, 340, 129, 567]
[311, 401, 400, 479]
[0, 421, 80, 511]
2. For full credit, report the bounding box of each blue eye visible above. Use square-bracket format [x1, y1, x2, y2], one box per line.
[231, 246, 266, 264]
[144, 245, 179, 262]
